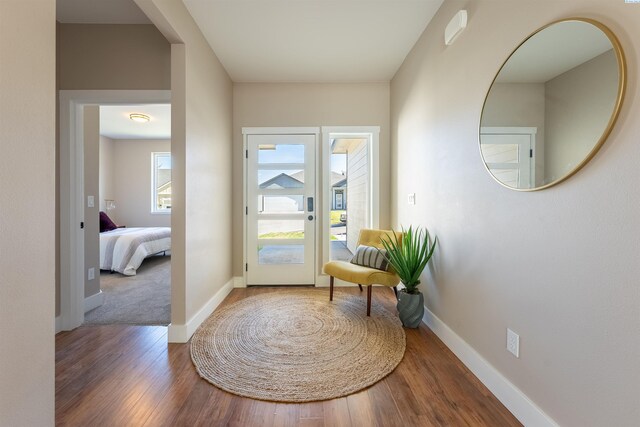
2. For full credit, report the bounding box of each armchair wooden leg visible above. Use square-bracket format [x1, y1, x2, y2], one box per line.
[358, 284, 363, 292]
[330, 276, 334, 301]
[367, 285, 372, 316]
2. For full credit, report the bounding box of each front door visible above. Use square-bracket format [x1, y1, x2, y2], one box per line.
[246, 133, 316, 285]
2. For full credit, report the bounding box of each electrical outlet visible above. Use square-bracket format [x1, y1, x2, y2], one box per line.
[507, 328, 520, 358]
[87, 195, 94, 208]
[408, 193, 416, 205]
[88, 268, 95, 281]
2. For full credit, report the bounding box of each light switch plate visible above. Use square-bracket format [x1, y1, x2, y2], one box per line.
[507, 328, 520, 358]
[87, 196, 94, 208]
[88, 267, 95, 281]
[408, 193, 416, 205]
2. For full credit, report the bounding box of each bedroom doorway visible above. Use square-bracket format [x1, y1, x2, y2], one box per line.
[58, 90, 172, 332]
[83, 104, 172, 326]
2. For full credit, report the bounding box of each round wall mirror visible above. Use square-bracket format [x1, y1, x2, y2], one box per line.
[479, 18, 626, 191]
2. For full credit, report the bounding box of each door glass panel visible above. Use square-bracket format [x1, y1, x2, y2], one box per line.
[258, 170, 304, 188]
[258, 144, 305, 164]
[481, 144, 519, 163]
[258, 220, 304, 239]
[489, 168, 519, 187]
[258, 245, 304, 264]
[258, 195, 304, 213]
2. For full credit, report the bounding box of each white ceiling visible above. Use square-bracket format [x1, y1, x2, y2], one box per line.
[183, 0, 444, 82]
[57, 0, 151, 24]
[57, 0, 444, 83]
[496, 21, 614, 83]
[100, 105, 171, 140]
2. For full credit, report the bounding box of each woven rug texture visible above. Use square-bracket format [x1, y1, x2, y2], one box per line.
[190, 289, 406, 402]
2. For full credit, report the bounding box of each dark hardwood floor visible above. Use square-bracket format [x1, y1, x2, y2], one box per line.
[55, 287, 521, 426]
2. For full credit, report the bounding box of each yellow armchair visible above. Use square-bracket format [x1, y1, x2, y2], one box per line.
[324, 229, 402, 316]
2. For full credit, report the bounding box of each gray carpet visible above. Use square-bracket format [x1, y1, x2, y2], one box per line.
[84, 255, 171, 326]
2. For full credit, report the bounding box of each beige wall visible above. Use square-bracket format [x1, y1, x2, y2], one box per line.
[232, 83, 390, 276]
[99, 136, 116, 214]
[58, 24, 170, 90]
[0, 0, 55, 425]
[84, 107, 101, 299]
[545, 49, 618, 182]
[112, 139, 171, 227]
[136, 0, 234, 332]
[391, 1, 640, 426]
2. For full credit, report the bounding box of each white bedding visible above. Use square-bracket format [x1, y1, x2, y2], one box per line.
[100, 227, 171, 276]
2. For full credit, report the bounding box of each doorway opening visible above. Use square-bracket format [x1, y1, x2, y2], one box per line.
[58, 90, 171, 332]
[83, 104, 172, 326]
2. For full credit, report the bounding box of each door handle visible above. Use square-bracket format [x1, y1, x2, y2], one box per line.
[307, 197, 314, 212]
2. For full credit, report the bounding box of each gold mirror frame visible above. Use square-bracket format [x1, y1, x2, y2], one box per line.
[479, 18, 627, 191]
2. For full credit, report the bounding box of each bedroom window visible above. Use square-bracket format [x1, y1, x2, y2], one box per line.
[152, 152, 172, 213]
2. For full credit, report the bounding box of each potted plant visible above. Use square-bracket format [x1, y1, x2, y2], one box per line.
[380, 226, 437, 328]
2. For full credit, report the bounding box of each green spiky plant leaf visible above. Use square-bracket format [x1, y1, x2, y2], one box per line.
[380, 226, 437, 295]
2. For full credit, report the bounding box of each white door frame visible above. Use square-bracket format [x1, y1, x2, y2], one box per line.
[58, 90, 171, 331]
[242, 127, 320, 286]
[320, 126, 380, 286]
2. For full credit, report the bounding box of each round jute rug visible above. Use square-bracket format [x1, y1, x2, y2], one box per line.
[190, 289, 406, 402]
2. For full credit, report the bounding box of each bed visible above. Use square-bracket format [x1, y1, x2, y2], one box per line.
[100, 227, 171, 276]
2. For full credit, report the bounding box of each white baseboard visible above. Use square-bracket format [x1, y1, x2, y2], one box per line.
[168, 278, 234, 343]
[55, 316, 62, 334]
[233, 276, 246, 288]
[84, 290, 104, 313]
[422, 306, 558, 427]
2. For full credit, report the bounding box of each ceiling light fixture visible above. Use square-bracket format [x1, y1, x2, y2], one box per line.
[129, 113, 150, 123]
